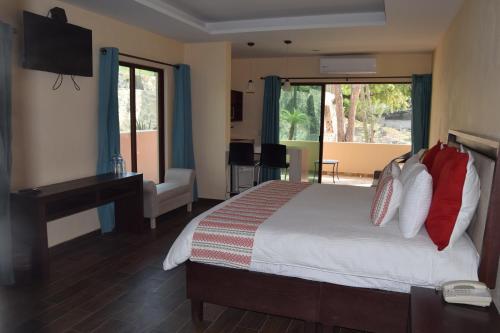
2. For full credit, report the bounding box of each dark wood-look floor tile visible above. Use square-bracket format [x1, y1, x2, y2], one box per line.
[175, 320, 211, 333]
[286, 320, 305, 333]
[38, 308, 91, 333]
[260, 316, 293, 333]
[71, 296, 136, 332]
[77, 284, 127, 312]
[204, 308, 246, 333]
[237, 311, 268, 330]
[203, 303, 227, 322]
[2, 200, 369, 333]
[91, 318, 139, 333]
[232, 327, 259, 333]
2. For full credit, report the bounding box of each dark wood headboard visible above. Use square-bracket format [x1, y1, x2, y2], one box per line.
[447, 130, 500, 288]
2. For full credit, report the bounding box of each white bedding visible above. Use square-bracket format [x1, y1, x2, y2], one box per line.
[164, 183, 479, 293]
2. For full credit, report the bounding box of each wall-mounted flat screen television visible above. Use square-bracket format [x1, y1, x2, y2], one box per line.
[22, 11, 93, 77]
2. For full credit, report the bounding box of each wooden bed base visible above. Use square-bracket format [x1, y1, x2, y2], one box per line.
[185, 130, 500, 332]
[187, 261, 409, 332]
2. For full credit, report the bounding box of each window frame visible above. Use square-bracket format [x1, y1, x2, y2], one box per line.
[119, 61, 165, 183]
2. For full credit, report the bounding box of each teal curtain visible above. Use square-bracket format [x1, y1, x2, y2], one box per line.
[260, 76, 282, 181]
[96, 48, 120, 233]
[411, 74, 432, 154]
[172, 64, 197, 200]
[0, 21, 14, 285]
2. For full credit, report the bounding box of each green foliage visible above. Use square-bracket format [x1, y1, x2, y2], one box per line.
[118, 66, 159, 133]
[281, 108, 309, 140]
[306, 95, 319, 135]
[279, 85, 321, 141]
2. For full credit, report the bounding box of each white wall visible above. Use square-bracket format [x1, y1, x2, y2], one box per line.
[231, 53, 434, 144]
[1, 0, 184, 246]
[184, 42, 231, 200]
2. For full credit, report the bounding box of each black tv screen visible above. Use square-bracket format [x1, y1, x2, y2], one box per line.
[23, 11, 93, 77]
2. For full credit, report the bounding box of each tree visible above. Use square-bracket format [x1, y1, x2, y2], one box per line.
[345, 84, 362, 142]
[305, 94, 318, 137]
[281, 108, 309, 140]
[333, 85, 345, 142]
[357, 83, 412, 143]
[323, 85, 335, 137]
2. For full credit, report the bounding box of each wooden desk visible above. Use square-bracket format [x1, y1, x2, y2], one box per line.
[410, 287, 499, 333]
[11, 173, 144, 278]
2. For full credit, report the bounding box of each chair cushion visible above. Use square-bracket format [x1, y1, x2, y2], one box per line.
[156, 182, 190, 202]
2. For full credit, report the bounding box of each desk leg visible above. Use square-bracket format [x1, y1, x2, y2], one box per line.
[33, 213, 50, 279]
[313, 163, 317, 183]
[11, 197, 49, 279]
[115, 178, 144, 233]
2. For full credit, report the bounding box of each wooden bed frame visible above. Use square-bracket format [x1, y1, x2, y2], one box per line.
[186, 130, 500, 333]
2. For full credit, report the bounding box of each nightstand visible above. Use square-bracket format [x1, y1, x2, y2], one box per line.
[410, 286, 499, 332]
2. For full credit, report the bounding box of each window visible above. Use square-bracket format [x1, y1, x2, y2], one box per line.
[278, 83, 412, 185]
[324, 83, 412, 144]
[118, 62, 165, 183]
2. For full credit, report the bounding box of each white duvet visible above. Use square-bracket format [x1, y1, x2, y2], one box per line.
[164, 183, 479, 293]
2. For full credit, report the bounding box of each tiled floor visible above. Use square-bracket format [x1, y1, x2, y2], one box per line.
[319, 174, 373, 187]
[0, 200, 364, 333]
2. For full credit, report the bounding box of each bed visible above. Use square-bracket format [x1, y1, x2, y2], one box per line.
[163, 130, 500, 333]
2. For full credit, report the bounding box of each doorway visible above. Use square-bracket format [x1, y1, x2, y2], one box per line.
[279, 84, 325, 182]
[321, 83, 412, 185]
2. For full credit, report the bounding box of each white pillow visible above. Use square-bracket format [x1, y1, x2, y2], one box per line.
[447, 151, 480, 247]
[370, 175, 403, 226]
[401, 149, 425, 180]
[398, 163, 433, 238]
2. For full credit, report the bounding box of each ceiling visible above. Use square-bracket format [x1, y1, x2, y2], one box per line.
[159, 0, 385, 22]
[61, 0, 464, 58]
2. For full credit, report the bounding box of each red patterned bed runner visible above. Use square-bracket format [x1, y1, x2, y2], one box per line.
[191, 181, 310, 269]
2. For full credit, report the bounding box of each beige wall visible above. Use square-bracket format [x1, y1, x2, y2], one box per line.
[231, 53, 433, 143]
[429, 0, 500, 308]
[2, 0, 184, 246]
[430, 0, 500, 143]
[184, 42, 231, 200]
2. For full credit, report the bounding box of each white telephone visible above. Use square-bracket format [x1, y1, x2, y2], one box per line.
[442, 280, 492, 307]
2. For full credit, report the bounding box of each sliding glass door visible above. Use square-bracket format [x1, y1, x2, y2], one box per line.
[118, 62, 165, 183]
[279, 84, 325, 182]
[321, 83, 412, 185]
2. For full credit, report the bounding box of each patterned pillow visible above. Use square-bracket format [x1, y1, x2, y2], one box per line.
[370, 175, 403, 226]
[376, 161, 401, 192]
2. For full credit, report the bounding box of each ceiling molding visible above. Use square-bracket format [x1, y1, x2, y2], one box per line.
[207, 12, 386, 34]
[134, 0, 386, 35]
[133, 0, 206, 31]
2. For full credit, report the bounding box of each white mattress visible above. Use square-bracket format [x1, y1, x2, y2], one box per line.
[164, 183, 479, 293]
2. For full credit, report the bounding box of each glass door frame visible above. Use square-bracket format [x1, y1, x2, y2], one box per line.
[119, 61, 166, 183]
[287, 83, 326, 183]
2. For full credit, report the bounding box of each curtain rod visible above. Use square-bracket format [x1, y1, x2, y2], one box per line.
[259, 76, 412, 81]
[99, 49, 179, 68]
[119, 53, 179, 68]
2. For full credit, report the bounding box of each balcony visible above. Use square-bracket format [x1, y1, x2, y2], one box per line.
[281, 140, 411, 186]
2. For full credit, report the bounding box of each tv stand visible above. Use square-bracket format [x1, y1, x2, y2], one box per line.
[11, 173, 144, 279]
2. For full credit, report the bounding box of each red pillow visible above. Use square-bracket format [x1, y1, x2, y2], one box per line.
[422, 141, 443, 171]
[430, 146, 459, 191]
[425, 151, 468, 250]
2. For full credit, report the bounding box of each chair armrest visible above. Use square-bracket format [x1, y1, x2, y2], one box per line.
[165, 168, 195, 187]
[143, 180, 157, 195]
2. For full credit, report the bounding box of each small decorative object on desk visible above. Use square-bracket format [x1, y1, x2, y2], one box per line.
[112, 154, 126, 174]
